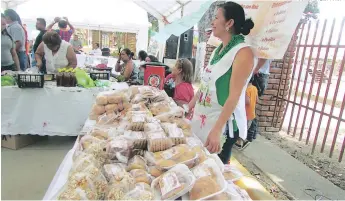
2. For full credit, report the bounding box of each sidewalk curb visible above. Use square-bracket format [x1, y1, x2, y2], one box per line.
[250, 161, 297, 200]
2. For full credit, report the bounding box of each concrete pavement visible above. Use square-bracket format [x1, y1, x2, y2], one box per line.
[239, 135, 345, 200]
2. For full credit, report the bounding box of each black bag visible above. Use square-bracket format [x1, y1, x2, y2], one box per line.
[164, 83, 175, 98]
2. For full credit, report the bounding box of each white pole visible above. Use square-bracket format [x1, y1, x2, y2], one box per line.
[176, 6, 184, 59]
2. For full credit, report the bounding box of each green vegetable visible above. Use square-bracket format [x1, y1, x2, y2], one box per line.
[1, 75, 16, 86]
[75, 69, 95, 88]
[117, 75, 125, 82]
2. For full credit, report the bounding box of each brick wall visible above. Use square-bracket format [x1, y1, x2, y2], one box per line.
[203, 28, 299, 133]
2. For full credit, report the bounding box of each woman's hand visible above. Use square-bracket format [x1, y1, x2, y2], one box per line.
[205, 126, 222, 153]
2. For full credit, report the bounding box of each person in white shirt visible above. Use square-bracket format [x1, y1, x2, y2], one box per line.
[89, 43, 102, 56]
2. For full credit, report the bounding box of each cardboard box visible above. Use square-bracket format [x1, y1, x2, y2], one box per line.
[1, 135, 46, 150]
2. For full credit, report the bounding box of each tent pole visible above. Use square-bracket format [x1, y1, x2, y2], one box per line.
[176, 5, 184, 60]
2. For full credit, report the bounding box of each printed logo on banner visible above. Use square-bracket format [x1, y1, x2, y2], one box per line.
[148, 74, 161, 88]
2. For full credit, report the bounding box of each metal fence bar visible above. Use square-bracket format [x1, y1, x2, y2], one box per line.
[337, 93, 345, 162]
[280, 22, 305, 131]
[294, 20, 320, 140]
[298, 44, 345, 48]
[299, 19, 328, 142]
[317, 18, 345, 154]
[288, 22, 311, 137]
[329, 51, 345, 158]
[282, 99, 345, 122]
[306, 19, 336, 145]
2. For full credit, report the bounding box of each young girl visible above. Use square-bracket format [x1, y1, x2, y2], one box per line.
[165, 58, 194, 106]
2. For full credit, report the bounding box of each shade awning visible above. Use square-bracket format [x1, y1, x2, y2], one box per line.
[134, 0, 211, 24]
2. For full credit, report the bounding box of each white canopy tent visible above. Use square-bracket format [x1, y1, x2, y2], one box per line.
[5, 0, 149, 54]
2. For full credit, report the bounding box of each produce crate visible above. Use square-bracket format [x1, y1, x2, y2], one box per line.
[91, 67, 112, 72]
[90, 72, 110, 80]
[17, 74, 44, 88]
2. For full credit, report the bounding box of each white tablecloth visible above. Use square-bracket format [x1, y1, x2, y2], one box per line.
[1, 82, 128, 136]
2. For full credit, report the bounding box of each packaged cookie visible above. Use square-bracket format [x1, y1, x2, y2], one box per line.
[144, 122, 164, 133]
[151, 164, 196, 200]
[124, 130, 147, 149]
[103, 163, 127, 182]
[161, 123, 184, 138]
[190, 158, 227, 200]
[129, 111, 147, 131]
[127, 155, 147, 171]
[147, 138, 173, 153]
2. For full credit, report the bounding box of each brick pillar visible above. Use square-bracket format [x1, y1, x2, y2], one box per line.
[256, 27, 299, 133]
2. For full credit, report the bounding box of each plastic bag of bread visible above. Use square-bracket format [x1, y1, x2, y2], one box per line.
[154, 144, 197, 169]
[95, 94, 108, 105]
[127, 155, 147, 171]
[161, 123, 184, 138]
[148, 166, 164, 178]
[144, 122, 164, 133]
[105, 103, 119, 114]
[67, 172, 103, 199]
[89, 127, 109, 140]
[191, 145, 208, 165]
[155, 107, 185, 122]
[135, 182, 152, 192]
[107, 92, 127, 104]
[80, 135, 103, 150]
[225, 181, 252, 201]
[106, 174, 135, 200]
[122, 186, 154, 200]
[70, 153, 101, 173]
[129, 169, 152, 184]
[190, 158, 226, 200]
[105, 136, 132, 163]
[57, 185, 97, 200]
[149, 101, 171, 116]
[223, 164, 244, 182]
[151, 164, 196, 200]
[130, 103, 148, 112]
[103, 163, 127, 182]
[97, 112, 119, 125]
[90, 104, 106, 115]
[81, 165, 108, 199]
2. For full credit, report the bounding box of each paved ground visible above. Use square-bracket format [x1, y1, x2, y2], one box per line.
[239, 135, 345, 200]
[1, 136, 75, 200]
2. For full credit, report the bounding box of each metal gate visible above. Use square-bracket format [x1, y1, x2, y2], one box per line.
[274, 17, 345, 162]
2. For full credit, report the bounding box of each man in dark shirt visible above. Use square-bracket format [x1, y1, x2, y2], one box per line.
[33, 18, 47, 73]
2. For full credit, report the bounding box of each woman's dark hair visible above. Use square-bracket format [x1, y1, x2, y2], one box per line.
[1, 13, 13, 42]
[4, 9, 22, 25]
[219, 1, 254, 35]
[176, 58, 193, 83]
[58, 20, 67, 29]
[122, 48, 134, 59]
[42, 31, 62, 47]
[148, 55, 158, 62]
[138, 50, 148, 61]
